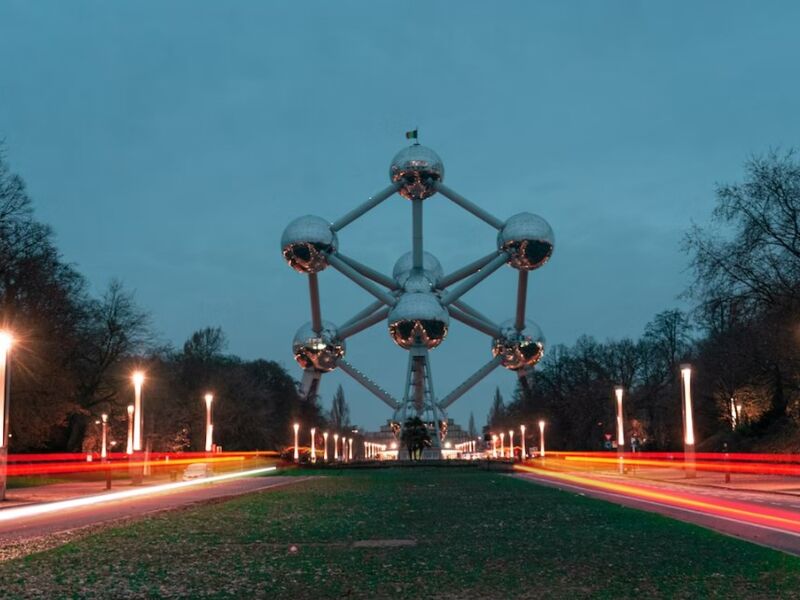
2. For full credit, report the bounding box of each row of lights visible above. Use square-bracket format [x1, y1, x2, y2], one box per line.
[490, 420, 546, 459]
[293, 424, 355, 463]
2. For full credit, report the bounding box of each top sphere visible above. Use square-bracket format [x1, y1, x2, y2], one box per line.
[389, 145, 444, 200]
[281, 215, 338, 273]
[498, 212, 555, 271]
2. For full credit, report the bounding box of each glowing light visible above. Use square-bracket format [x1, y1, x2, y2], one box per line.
[614, 386, 624, 447]
[132, 372, 145, 452]
[680, 364, 695, 446]
[508, 430, 514, 460]
[204, 393, 214, 452]
[126, 404, 134, 455]
[0, 331, 13, 353]
[323, 431, 329, 462]
[334, 433, 339, 460]
[538, 420, 545, 457]
[0, 466, 278, 523]
[310, 427, 316, 463]
[520, 425, 526, 460]
[293, 423, 300, 462]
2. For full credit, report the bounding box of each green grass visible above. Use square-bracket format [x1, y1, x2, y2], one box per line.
[2, 468, 800, 599]
[5, 476, 71, 489]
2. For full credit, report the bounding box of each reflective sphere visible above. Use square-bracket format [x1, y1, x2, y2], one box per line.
[392, 251, 444, 291]
[281, 215, 338, 273]
[292, 321, 345, 372]
[492, 319, 545, 371]
[389, 145, 444, 200]
[498, 213, 555, 270]
[388, 292, 449, 349]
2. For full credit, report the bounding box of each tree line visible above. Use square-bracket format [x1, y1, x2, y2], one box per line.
[489, 150, 800, 452]
[0, 146, 329, 453]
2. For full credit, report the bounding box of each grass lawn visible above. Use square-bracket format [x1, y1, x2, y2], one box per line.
[2, 467, 799, 599]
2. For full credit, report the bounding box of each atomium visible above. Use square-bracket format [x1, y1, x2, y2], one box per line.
[281, 136, 556, 454]
[292, 321, 345, 372]
[281, 215, 338, 273]
[389, 145, 444, 200]
[492, 319, 545, 371]
[498, 212, 555, 271]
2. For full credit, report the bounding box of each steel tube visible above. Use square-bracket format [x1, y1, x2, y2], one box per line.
[515, 270, 528, 331]
[412, 199, 423, 270]
[336, 253, 397, 289]
[337, 359, 399, 409]
[434, 182, 505, 229]
[340, 299, 386, 330]
[439, 355, 503, 409]
[327, 253, 397, 306]
[339, 306, 390, 340]
[308, 273, 323, 333]
[440, 253, 509, 305]
[448, 307, 501, 338]
[438, 251, 503, 289]
[331, 183, 400, 232]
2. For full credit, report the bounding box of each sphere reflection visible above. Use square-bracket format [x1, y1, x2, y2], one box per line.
[388, 292, 449, 349]
[389, 145, 444, 200]
[292, 321, 345, 372]
[497, 213, 554, 271]
[281, 215, 337, 273]
[492, 319, 545, 370]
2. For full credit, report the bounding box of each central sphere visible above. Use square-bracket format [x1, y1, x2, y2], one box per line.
[292, 321, 345, 372]
[389, 145, 444, 200]
[492, 319, 545, 371]
[392, 251, 444, 291]
[281, 215, 338, 274]
[388, 292, 449, 349]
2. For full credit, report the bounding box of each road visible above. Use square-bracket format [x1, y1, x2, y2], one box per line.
[0, 474, 308, 560]
[515, 464, 800, 556]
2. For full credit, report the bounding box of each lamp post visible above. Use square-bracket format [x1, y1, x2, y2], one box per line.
[680, 364, 696, 478]
[614, 386, 625, 474]
[508, 429, 514, 461]
[323, 431, 329, 462]
[499, 432, 505, 459]
[538, 420, 546, 458]
[334, 433, 339, 461]
[520, 425, 526, 460]
[348, 438, 353, 461]
[204, 393, 214, 453]
[126, 404, 134, 455]
[101, 413, 111, 490]
[132, 372, 144, 452]
[310, 427, 316, 463]
[0, 331, 13, 501]
[492, 434, 497, 458]
[293, 423, 300, 463]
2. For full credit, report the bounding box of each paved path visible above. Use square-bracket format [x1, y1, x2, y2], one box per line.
[0, 475, 308, 558]
[516, 467, 800, 556]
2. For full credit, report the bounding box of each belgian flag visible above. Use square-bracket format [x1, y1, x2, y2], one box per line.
[405, 129, 418, 140]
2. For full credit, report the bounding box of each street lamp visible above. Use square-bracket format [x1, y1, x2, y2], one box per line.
[310, 427, 316, 463]
[614, 385, 625, 473]
[101, 413, 108, 459]
[680, 364, 696, 478]
[499, 432, 505, 459]
[491, 434, 498, 458]
[126, 404, 134, 455]
[293, 423, 300, 462]
[520, 425, 526, 460]
[131, 371, 145, 452]
[348, 438, 353, 461]
[334, 433, 339, 461]
[204, 393, 214, 453]
[538, 420, 546, 458]
[323, 431, 329, 462]
[0, 331, 13, 501]
[508, 429, 514, 461]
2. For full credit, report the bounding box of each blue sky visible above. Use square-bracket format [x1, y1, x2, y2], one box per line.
[1, 1, 799, 429]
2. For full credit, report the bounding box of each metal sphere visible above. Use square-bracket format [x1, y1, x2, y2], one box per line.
[497, 212, 554, 271]
[388, 292, 449, 350]
[389, 145, 444, 200]
[392, 251, 444, 291]
[292, 321, 345, 372]
[281, 215, 338, 273]
[492, 319, 545, 371]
